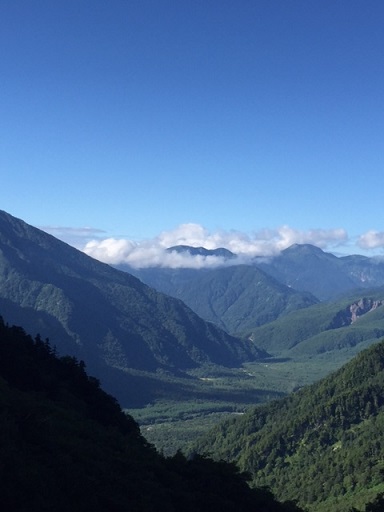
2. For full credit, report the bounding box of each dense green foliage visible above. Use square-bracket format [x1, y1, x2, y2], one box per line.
[128, 264, 318, 333]
[192, 339, 384, 511]
[0, 317, 302, 512]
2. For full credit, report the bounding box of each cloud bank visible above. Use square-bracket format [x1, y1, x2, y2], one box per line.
[82, 223, 349, 268]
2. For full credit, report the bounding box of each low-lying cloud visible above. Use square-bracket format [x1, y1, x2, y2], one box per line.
[82, 223, 349, 268]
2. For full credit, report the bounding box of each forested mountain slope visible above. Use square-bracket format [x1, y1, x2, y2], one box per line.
[0, 210, 265, 405]
[126, 264, 318, 334]
[192, 339, 384, 511]
[0, 317, 300, 512]
[125, 244, 384, 337]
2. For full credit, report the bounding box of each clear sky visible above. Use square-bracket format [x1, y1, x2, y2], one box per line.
[1, 1, 384, 265]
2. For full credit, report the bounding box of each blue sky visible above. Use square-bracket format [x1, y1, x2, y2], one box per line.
[2, 1, 384, 265]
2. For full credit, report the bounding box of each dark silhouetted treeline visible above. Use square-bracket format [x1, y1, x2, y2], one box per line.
[0, 317, 301, 512]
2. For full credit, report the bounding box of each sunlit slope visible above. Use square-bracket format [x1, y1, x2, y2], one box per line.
[192, 339, 384, 511]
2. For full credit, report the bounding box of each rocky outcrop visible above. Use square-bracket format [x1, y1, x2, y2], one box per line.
[350, 298, 384, 322]
[328, 298, 384, 329]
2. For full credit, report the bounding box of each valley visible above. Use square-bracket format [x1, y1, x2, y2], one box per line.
[2, 210, 384, 511]
[128, 348, 359, 455]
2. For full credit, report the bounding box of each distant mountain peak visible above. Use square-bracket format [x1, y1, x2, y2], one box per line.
[166, 245, 236, 259]
[283, 243, 326, 255]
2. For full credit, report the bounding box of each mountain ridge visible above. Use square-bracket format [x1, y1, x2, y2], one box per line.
[128, 264, 318, 334]
[255, 244, 384, 300]
[167, 245, 236, 259]
[123, 244, 384, 338]
[139, 243, 384, 301]
[0, 210, 265, 405]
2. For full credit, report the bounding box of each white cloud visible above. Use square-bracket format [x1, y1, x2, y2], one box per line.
[82, 223, 349, 268]
[83, 236, 231, 269]
[358, 230, 384, 250]
[270, 226, 348, 251]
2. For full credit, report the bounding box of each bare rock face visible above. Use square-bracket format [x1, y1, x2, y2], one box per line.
[328, 298, 384, 329]
[350, 298, 384, 323]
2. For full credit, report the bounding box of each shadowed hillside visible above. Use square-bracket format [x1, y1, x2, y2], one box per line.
[0, 317, 301, 512]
